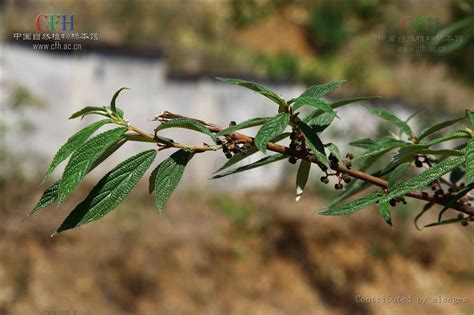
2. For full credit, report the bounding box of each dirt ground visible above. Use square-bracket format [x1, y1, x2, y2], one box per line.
[1, 182, 473, 315]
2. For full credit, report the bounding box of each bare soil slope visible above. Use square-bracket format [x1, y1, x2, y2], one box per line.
[1, 184, 473, 315]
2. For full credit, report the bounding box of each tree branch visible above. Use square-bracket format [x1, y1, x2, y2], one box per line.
[147, 112, 473, 217]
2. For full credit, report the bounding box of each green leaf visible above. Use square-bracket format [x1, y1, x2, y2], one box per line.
[302, 109, 328, 125]
[216, 117, 270, 136]
[69, 106, 108, 120]
[148, 144, 194, 195]
[26, 180, 61, 219]
[420, 129, 471, 146]
[383, 145, 428, 171]
[357, 140, 407, 160]
[155, 118, 216, 142]
[318, 178, 371, 212]
[381, 156, 465, 202]
[387, 162, 410, 190]
[212, 153, 287, 179]
[43, 119, 111, 182]
[296, 160, 311, 202]
[433, 34, 473, 55]
[349, 138, 378, 149]
[384, 145, 463, 172]
[437, 142, 469, 163]
[110, 87, 130, 114]
[216, 77, 284, 106]
[404, 111, 423, 124]
[53, 149, 157, 235]
[57, 127, 127, 205]
[417, 149, 464, 157]
[350, 136, 398, 149]
[330, 96, 381, 108]
[254, 113, 290, 153]
[91, 138, 128, 170]
[30, 139, 128, 219]
[377, 201, 392, 226]
[317, 168, 388, 213]
[300, 80, 346, 98]
[466, 138, 474, 184]
[319, 192, 382, 216]
[154, 149, 194, 212]
[324, 143, 342, 161]
[430, 16, 474, 52]
[291, 97, 334, 112]
[468, 110, 474, 126]
[114, 107, 125, 119]
[296, 120, 329, 168]
[311, 112, 337, 128]
[301, 95, 378, 125]
[367, 108, 413, 137]
[148, 162, 160, 194]
[418, 114, 466, 140]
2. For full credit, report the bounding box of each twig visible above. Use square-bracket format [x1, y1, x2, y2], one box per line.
[144, 112, 473, 216]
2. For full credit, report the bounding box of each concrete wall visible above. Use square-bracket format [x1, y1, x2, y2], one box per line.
[1, 45, 414, 190]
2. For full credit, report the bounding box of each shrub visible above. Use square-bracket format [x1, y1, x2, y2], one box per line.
[27, 79, 474, 235]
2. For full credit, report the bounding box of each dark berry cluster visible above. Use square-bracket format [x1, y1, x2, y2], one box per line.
[344, 153, 353, 169]
[320, 172, 351, 190]
[289, 129, 305, 151]
[430, 181, 471, 206]
[414, 155, 431, 168]
[329, 153, 338, 165]
[320, 152, 354, 190]
[388, 197, 407, 207]
[431, 184, 446, 199]
[330, 152, 353, 170]
[288, 129, 306, 164]
[427, 179, 472, 225]
[375, 188, 407, 207]
[375, 197, 407, 207]
[217, 136, 251, 159]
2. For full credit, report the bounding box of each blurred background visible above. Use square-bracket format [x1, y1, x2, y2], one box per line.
[1, 0, 473, 314]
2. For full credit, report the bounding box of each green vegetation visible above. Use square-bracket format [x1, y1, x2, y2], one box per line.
[210, 195, 253, 224]
[27, 79, 473, 235]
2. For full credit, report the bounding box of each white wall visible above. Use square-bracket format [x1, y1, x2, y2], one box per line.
[1, 45, 415, 190]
